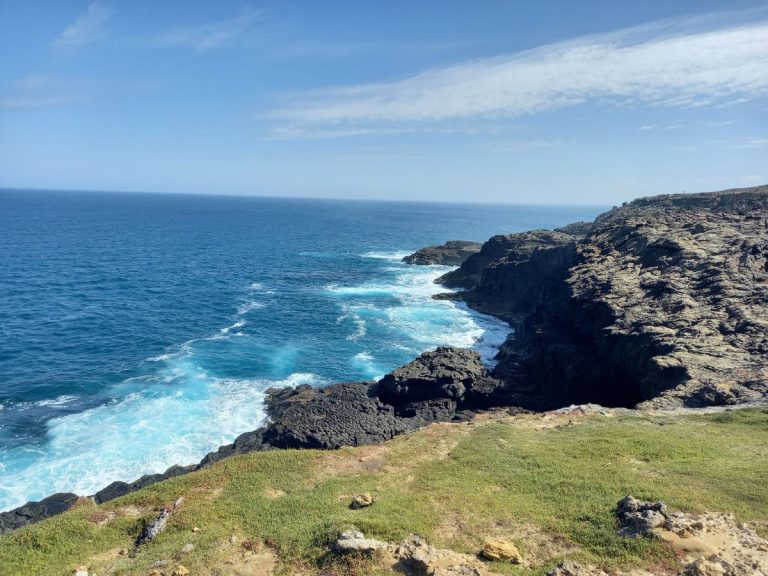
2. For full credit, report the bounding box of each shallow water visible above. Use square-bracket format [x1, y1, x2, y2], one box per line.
[0, 190, 603, 509]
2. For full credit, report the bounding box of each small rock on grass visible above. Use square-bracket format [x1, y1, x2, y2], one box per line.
[334, 530, 387, 554]
[172, 565, 190, 576]
[350, 493, 375, 509]
[481, 538, 522, 563]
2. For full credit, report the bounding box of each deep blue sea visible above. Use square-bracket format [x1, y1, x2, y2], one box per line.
[0, 189, 603, 510]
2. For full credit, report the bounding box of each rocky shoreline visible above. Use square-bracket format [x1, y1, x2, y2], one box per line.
[2, 184, 766, 535]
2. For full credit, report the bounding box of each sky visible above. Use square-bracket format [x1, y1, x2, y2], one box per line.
[0, 1, 766, 204]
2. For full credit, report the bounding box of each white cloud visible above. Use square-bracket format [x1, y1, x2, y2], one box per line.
[157, 12, 262, 52]
[55, 2, 110, 49]
[0, 75, 81, 110]
[269, 16, 768, 136]
[485, 139, 565, 152]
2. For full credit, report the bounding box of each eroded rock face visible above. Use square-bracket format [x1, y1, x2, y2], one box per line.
[437, 230, 581, 290]
[403, 240, 483, 266]
[460, 185, 768, 409]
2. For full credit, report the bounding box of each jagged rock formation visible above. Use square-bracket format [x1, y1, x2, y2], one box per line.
[437, 230, 581, 290]
[447, 185, 768, 409]
[370, 347, 503, 407]
[402, 240, 482, 265]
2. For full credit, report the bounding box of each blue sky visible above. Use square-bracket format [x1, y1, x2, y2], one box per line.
[0, 1, 766, 204]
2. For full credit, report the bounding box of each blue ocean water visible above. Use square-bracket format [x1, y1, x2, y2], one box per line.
[0, 190, 603, 510]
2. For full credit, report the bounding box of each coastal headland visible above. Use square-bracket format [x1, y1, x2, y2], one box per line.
[2, 185, 767, 575]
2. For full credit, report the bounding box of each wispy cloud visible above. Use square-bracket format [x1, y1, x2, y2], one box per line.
[269, 15, 768, 137]
[54, 2, 110, 50]
[484, 139, 565, 152]
[157, 12, 263, 52]
[0, 75, 82, 110]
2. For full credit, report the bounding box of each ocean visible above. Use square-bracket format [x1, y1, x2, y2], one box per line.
[0, 189, 603, 510]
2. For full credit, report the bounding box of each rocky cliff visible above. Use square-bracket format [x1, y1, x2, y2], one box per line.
[442, 185, 768, 410]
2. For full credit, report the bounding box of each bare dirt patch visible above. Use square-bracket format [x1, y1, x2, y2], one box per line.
[263, 488, 287, 499]
[215, 537, 277, 575]
[318, 443, 391, 477]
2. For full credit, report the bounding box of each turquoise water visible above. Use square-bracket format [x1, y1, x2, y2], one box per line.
[0, 190, 603, 509]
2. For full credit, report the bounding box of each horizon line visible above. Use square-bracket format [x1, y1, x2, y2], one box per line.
[0, 185, 616, 208]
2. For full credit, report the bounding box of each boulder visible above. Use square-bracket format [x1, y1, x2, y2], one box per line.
[481, 538, 522, 563]
[350, 493, 375, 509]
[394, 534, 485, 576]
[333, 530, 387, 554]
[616, 495, 668, 537]
[370, 347, 504, 408]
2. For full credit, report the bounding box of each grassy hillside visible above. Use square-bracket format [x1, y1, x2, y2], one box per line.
[2, 408, 767, 575]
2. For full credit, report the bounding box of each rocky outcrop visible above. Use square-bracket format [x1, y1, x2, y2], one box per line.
[452, 185, 768, 410]
[402, 240, 482, 266]
[94, 464, 195, 504]
[370, 347, 505, 408]
[615, 495, 768, 575]
[0, 492, 79, 534]
[262, 382, 406, 449]
[334, 531, 492, 575]
[437, 230, 580, 289]
[0, 347, 498, 533]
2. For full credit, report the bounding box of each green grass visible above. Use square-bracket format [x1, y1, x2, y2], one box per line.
[1, 408, 767, 575]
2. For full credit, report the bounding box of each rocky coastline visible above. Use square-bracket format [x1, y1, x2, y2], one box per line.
[2, 184, 766, 535]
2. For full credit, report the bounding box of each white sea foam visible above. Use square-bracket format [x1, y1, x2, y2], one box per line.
[34, 395, 78, 408]
[361, 250, 412, 261]
[237, 301, 265, 315]
[335, 252, 510, 367]
[248, 282, 263, 290]
[0, 370, 326, 510]
[351, 352, 384, 380]
[219, 320, 245, 336]
[0, 253, 510, 511]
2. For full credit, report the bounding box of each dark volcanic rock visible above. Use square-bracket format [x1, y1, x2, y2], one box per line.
[262, 382, 407, 449]
[94, 463, 197, 504]
[477, 185, 768, 409]
[198, 428, 270, 467]
[555, 221, 594, 237]
[437, 230, 580, 289]
[260, 347, 505, 451]
[0, 492, 79, 534]
[369, 347, 504, 408]
[402, 240, 482, 266]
